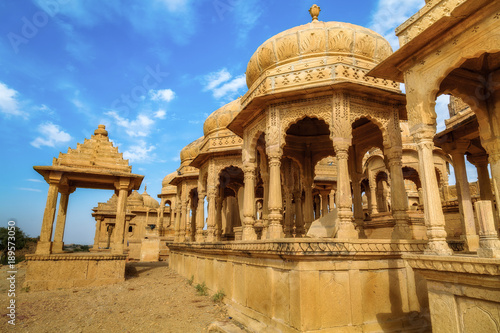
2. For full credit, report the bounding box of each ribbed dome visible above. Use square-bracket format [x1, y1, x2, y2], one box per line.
[142, 190, 160, 209]
[162, 172, 177, 194]
[180, 137, 204, 164]
[203, 98, 241, 136]
[127, 190, 144, 207]
[245, 20, 393, 88]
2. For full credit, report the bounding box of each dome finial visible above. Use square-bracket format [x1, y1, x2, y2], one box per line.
[94, 124, 108, 137]
[309, 4, 321, 22]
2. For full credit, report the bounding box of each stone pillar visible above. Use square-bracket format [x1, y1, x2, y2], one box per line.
[369, 180, 378, 215]
[475, 200, 500, 258]
[468, 154, 494, 201]
[329, 189, 335, 211]
[284, 188, 294, 237]
[52, 186, 75, 253]
[242, 165, 257, 240]
[174, 192, 182, 242]
[386, 149, 412, 239]
[196, 192, 205, 242]
[303, 144, 314, 230]
[36, 172, 62, 254]
[468, 153, 498, 232]
[446, 142, 479, 251]
[112, 178, 130, 255]
[412, 125, 452, 255]
[320, 191, 329, 217]
[157, 198, 165, 236]
[294, 191, 304, 236]
[206, 187, 217, 242]
[261, 170, 270, 239]
[334, 142, 358, 239]
[215, 196, 223, 241]
[92, 217, 103, 251]
[267, 153, 284, 239]
[351, 177, 365, 236]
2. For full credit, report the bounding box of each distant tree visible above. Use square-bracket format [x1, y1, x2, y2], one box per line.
[0, 226, 27, 251]
[0, 226, 28, 264]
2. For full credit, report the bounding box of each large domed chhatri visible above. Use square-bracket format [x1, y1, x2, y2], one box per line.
[240, 5, 399, 111]
[246, 20, 393, 88]
[203, 98, 241, 137]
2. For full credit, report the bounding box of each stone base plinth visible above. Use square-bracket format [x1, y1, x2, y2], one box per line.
[141, 238, 160, 262]
[169, 239, 431, 333]
[24, 253, 127, 291]
[404, 254, 500, 333]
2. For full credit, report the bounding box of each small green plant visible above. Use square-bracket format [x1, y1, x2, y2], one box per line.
[212, 290, 225, 303]
[187, 275, 194, 285]
[195, 282, 208, 296]
[21, 286, 30, 293]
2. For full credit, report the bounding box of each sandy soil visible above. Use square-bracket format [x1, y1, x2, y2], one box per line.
[1, 261, 228, 332]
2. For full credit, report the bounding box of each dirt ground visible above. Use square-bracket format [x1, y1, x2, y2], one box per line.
[1, 261, 229, 332]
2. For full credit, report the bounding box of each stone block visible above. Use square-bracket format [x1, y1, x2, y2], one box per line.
[306, 210, 338, 238]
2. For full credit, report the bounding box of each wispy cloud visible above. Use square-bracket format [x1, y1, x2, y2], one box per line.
[31, 122, 72, 148]
[233, 0, 263, 44]
[18, 187, 42, 192]
[203, 68, 246, 100]
[150, 88, 175, 102]
[34, 0, 198, 45]
[106, 111, 155, 137]
[27, 178, 43, 183]
[0, 82, 25, 117]
[370, 0, 425, 50]
[154, 109, 167, 119]
[123, 140, 156, 163]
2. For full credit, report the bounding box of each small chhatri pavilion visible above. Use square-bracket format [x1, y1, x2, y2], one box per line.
[25, 125, 143, 290]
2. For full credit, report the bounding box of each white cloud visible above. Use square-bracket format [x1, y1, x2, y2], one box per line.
[123, 140, 156, 163]
[435, 94, 450, 132]
[234, 0, 262, 43]
[18, 188, 42, 192]
[204, 68, 232, 91]
[106, 111, 155, 137]
[154, 109, 167, 119]
[370, 0, 425, 50]
[213, 75, 246, 99]
[157, 0, 190, 13]
[31, 122, 72, 148]
[27, 178, 43, 183]
[0, 82, 24, 117]
[150, 89, 175, 102]
[203, 69, 246, 100]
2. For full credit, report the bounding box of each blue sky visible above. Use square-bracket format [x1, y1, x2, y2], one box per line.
[1, 0, 474, 244]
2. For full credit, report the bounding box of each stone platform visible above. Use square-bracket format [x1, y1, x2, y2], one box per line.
[404, 254, 500, 332]
[24, 253, 127, 291]
[169, 239, 431, 333]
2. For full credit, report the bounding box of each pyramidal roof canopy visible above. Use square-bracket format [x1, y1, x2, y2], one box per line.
[34, 125, 143, 191]
[53, 124, 131, 173]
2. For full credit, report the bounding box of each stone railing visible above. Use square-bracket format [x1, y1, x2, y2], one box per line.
[404, 253, 500, 276]
[167, 239, 427, 258]
[25, 253, 127, 261]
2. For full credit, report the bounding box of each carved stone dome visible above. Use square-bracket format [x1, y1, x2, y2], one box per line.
[161, 171, 177, 194]
[127, 190, 144, 207]
[245, 20, 393, 88]
[203, 98, 241, 136]
[142, 189, 160, 209]
[180, 137, 204, 165]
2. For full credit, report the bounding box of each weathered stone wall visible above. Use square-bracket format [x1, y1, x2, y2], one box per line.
[170, 241, 431, 332]
[405, 254, 500, 333]
[24, 254, 126, 291]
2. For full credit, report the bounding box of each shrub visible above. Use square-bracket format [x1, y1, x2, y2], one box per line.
[195, 282, 208, 296]
[212, 290, 225, 303]
[187, 275, 194, 285]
